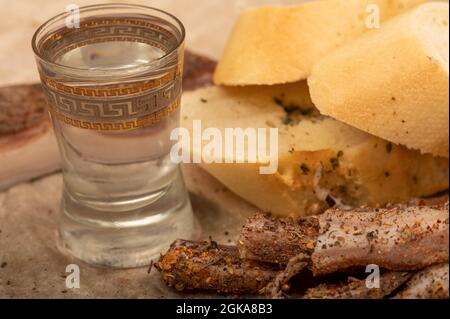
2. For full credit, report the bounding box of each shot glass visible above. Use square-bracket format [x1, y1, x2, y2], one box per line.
[32, 4, 195, 268]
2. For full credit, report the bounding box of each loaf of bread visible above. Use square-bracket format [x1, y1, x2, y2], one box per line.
[214, 0, 425, 86]
[309, 2, 449, 158]
[181, 85, 449, 217]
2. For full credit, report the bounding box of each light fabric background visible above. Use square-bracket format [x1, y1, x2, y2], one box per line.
[0, 0, 301, 85]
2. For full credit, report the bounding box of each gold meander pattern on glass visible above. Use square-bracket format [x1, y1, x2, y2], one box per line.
[50, 97, 181, 131]
[42, 75, 182, 131]
[40, 65, 181, 97]
[37, 16, 183, 131]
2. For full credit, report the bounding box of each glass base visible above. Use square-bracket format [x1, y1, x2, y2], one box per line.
[58, 176, 196, 268]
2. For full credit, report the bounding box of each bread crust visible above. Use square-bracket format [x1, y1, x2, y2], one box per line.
[309, 2, 449, 157]
[214, 0, 425, 85]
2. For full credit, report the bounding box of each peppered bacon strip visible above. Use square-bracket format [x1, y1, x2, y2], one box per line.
[157, 203, 448, 297]
[303, 272, 412, 299]
[238, 203, 449, 276]
[238, 214, 319, 265]
[155, 240, 280, 294]
[312, 203, 449, 275]
[394, 264, 449, 299]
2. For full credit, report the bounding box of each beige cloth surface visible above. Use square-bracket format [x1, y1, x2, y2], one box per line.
[0, 0, 299, 86]
[0, 0, 305, 298]
[0, 167, 257, 298]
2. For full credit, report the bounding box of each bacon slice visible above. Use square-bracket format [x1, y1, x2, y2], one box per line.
[0, 84, 48, 135]
[0, 83, 59, 190]
[238, 203, 449, 275]
[394, 264, 449, 299]
[157, 203, 449, 297]
[155, 240, 280, 294]
[238, 213, 319, 265]
[312, 203, 449, 275]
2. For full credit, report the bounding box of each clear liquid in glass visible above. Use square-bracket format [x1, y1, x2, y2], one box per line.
[40, 21, 195, 268]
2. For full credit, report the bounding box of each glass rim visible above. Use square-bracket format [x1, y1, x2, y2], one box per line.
[31, 3, 186, 75]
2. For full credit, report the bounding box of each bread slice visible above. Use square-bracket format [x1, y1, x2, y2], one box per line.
[214, 0, 425, 86]
[309, 2, 449, 158]
[181, 84, 449, 217]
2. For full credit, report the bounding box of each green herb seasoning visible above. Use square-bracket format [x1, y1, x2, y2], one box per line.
[273, 97, 283, 106]
[330, 157, 339, 170]
[300, 163, 310, 175]
[386, 142, 393, 153]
